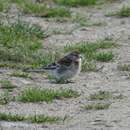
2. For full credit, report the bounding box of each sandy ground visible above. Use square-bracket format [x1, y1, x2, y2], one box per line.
[0, 0, 130, 130]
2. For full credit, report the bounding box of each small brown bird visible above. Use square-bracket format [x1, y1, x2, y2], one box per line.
[26, 51, 82, 83]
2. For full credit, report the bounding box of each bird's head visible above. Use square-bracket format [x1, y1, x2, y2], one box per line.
[68, 51, 82, 62]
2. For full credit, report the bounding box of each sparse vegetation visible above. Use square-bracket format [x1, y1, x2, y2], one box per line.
[0, 91, 11, 105]
[82, 61, 97, 72]
[83, 102, 111, 110]
[0, 80, 17, 90]
[0, 127, 3, 130]
[10, 71, 32, 79]
[29, 114, 61, 123]
[118, 64, 130, 79]
[0, 0, 10, 12]
[72, 14, 90, 26]
[0, 20, 44, 63]
[88, 91, 124, 101]
[83, 90, 123, 111]
[0, 62, 33, 69]
[18, 87, 79, 103]
[12, 0, 71, 17]
[54, 0, 97, 7]
[0, 113, 25, 122]
[106, 5, 130, 17]
[118, 64, 130, 71]
[89, 91, 113, 100]
[72, 14, 106, 27]
[0, 19, 58, 69]
[64, 39, 116, 57]
[117, 6, 130, 17]
[95, 52, 114, 62]
[0, 112, 61, 123]
[0, 80, 15, 104]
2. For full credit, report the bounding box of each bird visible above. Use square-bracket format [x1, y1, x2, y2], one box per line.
[25, 51, 82, 83]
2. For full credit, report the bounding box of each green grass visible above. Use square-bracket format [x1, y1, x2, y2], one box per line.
[0, 80, 17, 90]
[12, 0, 71, 17]
[118, 64, 130, 79]
[72, 14, 90, 27]
[0, 112, 61, 123]
[0, 62, 33, 69]
[95, 52, 114, 62]
[83, 90, 123, 111]
[29, 114, 61, 123]
[31, 51, 61, 68]
[0, 51, 60, 70]
[54, 0, 97, 7]
[0, 0, 10, 12]
[10, 71, 32, 79]
[0, 91, 11, 105]
[106, 5, 130, 17]
[89, 91, 113, 100]
[64, 39, 116, 71]
[72, 14, 106, 27]
[83, 102, 111, 110]
[0, 113, 25, 122]
[118, 64, 130, 71]
[0, 127, 3, 130]
[96, 39, 117, 49]
[64, 39, 116, 56]
[18, 87, 79, 103]
[88, 90, 124, 101]
[0, 20, 44, 63]
[117, 6, 130, 17]
[82, 61, 97, 72]
[23, 4, 71, 17]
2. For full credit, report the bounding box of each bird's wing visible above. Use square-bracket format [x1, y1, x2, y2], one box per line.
[43, 63, 60, 70]
[57, 65, 69, 74]
[57, 55, 73, 66]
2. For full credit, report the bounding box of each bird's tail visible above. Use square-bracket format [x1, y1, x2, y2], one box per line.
[23, 68, 45, 73]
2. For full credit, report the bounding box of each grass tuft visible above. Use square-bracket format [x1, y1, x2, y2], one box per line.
[0, 91, 11, 105]
[13, 0, 71, 17]
[89, 91, 113, 100]
[72, 14, 106, 27]
[29, 114, 60, 123]
[0, 0, 10, 12]
[0, 113, 25, 122]
[88, 90, 124, 101]
[106, 5, 130, 17]
[10, 71, 32, 79]
[0, 20, 44, 63]
[117, 6, 130, 17]
[83, 102, 111, 110]
[18, 87, 79, 103]
[0, 112, 61, 123]
[64, 39, 116, 57]
[95, 52, 114, 62]
[118, 64, 130, 71]
[54, 0, 97, 7]
[82, 61, 97, 72]
[0, 80, 17, 90]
